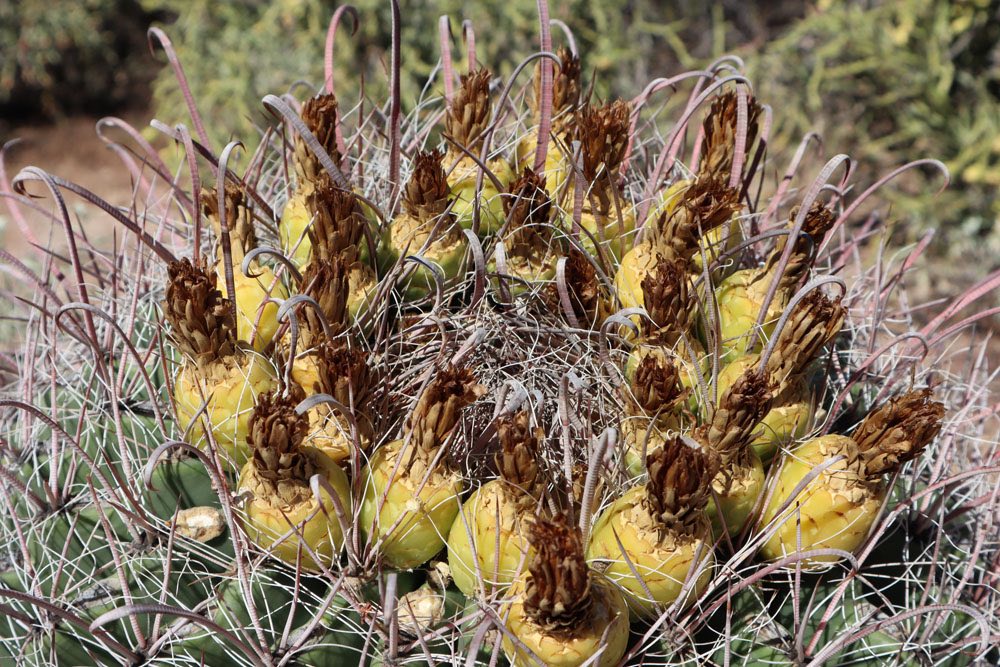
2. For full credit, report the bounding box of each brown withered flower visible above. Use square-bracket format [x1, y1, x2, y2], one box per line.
[697, 90, 763, 183]
[645, 437, 716, 536]
[628, 354, 686, 416]
[649, 174, 740, 268]
[248, 388, 314, 498]
[403, 149, 453, 221]
[763, 201, 837, 293]
[405, 365, 486, 456]
[698, 368, 773, 470]
[852, 389, 944, 478]
[296, 258, 351, 345]
[503, 168, 554, 257]
[495, 410, 545, 502]
[532, 47, 582, 136]
[524, 513, 593, 633]
[295, 93, 342, 184]
[201, 183, 258, 258]
[305, 179, 367, 262]
[577, 100, 631, 185]
[445, 68, 492, 156]
[640, 255, 694, 341]
[164, 258, 237, 366]
[764, 290, 845, 397]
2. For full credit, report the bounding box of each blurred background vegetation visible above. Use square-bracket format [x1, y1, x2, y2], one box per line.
[2, 0, 999, 275]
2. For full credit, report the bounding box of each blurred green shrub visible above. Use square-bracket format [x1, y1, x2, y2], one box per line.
[749, 0, 1000, 237]
[0, 0, 158, 119]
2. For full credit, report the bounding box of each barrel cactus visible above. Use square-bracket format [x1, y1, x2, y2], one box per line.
[0, 3, 996, 666]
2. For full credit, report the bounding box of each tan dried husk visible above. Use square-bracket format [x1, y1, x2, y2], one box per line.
[531, 47, 581, 136]
[503, 168, 554, 259]
[698, 368, 772, 471]
[495, 410, 545, 506]
[646, 175, 740, 267]
[248, 388, 316, 505]
[295, 93, 342, 185]
[764, 290, 845, 397]
[524, 514, 593, 635]
[310, 338, 376, 442]
[403, 149, 455, 223]
[627, 353, 687, 417]
[164, 258, 238, 366]
[576, 100, 631, 213]
[202, 184, 257, 260]
[696, 90, 763, 183]
[306, 180, 367, 262]
[762, 202, 837, 294]
[296, 258, 350, 346]
[645, 438, 716, 537]
[640, 254, 694, 342]
[852, 389, 945, 478]
[404, 366, 486, 464]
[445, 68, 492, 157]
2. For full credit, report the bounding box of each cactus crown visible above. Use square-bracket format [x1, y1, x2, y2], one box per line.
[495, 410, 544, 500]
[445, 67, 492, 155]
[305, 181, 366, 262]
[645, 437, 716, 534]
[649, 174, 740, 265]
[765, 291, 846, 396]
[852, 389, 945, 478]
[641, 254, 693, 341]
[697, 90, 763, 182]
[164, 257, 238, 365]
[532, 47, 581, 134]
[296, 92, 341, 182]
[202, 183, 257, 259]
[248, 388, 316, 498]
[699, 368, 773, 468]
[524, 513, 593, 634]
[627, 354, 686, 417]
[403, 148, 453, 221]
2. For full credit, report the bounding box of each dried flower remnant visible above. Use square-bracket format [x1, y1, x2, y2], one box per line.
[504, 514, 629, 667]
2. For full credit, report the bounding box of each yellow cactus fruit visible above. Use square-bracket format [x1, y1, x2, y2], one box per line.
[504, 514, 629, 667]
[697, 368, 773, 538]
[448, 410, 544, 596]
[761, 390, 944, 567]
[387, 149, 467, 301]
[237, 389, 352, 570]
[587, 438, 716, 618]
[360, 366, 485, 569]
[164, 258, 277, 470]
